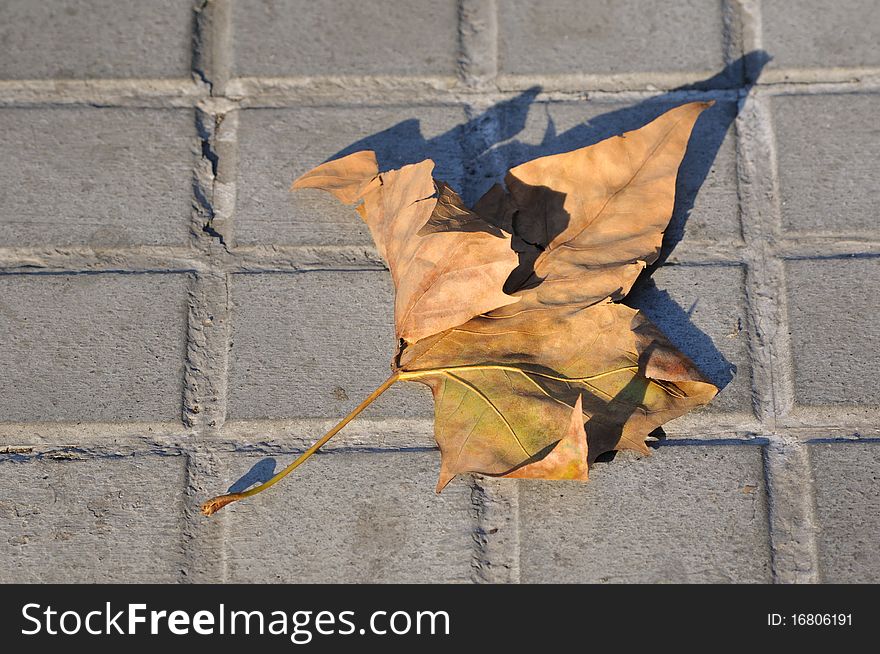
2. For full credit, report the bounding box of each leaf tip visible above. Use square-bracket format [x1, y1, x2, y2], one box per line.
[289, 150, 380, 202]
[435, 468, 455, 493]
[504, 395, 589, 481]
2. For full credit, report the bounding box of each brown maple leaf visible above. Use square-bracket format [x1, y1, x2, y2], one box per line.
[292, 151, 520, 343]
[201, 101, 718, 515]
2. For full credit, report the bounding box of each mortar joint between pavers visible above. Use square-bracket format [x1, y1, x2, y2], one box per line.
[761, 434, 821, 583]
[721, 0, 746, 74]
[192, 0, 212, 91]
[734, 91, 798, 431]
[182, 1, 239, 434]
[0, 75, 878, 109]
[734, 73, 821, 582]
[469, 474, 493, 584]
[457, 0, 499, 91]
[180, 448, 230, 582]
[5, 237, 880, 276]
[181, 265, 232, 436]
[193, 0, 234, 97]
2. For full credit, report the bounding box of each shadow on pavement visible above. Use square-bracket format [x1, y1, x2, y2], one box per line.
[227, 457, 277, 494]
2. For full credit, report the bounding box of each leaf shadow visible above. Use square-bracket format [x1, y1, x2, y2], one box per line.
[330, 51, 768, 396]
[227, 457, 277, 494]
[625, 278, 737, 390]
[329, 86, 543, 195]
[502, 373, 656, 472]
[500, 439, 562, 476]
[583, 373, 651, 464]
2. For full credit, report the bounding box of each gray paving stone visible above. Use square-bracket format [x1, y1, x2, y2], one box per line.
[0, 453, 186, 583]
[0, 273, 189, 423]
[626, 264, 752, 415]
[0, 0, 193, 79]
[763, 0, 880, 70]
[773, 94, 880, 235]
[231, 0, 459, 77]
[0, 107, 196, 247]
[234, 105, 467, 246]
[222, 450, 473, 582]
[474, 98, 741, 245]
[518, 445, 771, 583]
[227, 271, 432, 420]
[810, 443, 880, 582]
[785, 258, 880, 407]
[497, 0, 726, 78]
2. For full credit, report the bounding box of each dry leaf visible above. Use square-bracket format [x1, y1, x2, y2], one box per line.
[395, 101, 717, 489]
[480, 101, 713, 311]
[293, 151, 519, 343]
[505, 394, 589, 481]
[398, 302, 716, 490]
[202, 102, 719, 514]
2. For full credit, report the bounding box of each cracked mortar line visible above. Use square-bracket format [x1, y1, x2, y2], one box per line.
[197, 0, 233, 97]
[179, 0, 239, 583]
[185, 100, 236, 440]
[735, 0, 821, 582]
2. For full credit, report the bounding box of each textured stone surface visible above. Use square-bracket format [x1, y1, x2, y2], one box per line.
[626, 264, 751, 414]
[0, 0, 193, 79]
[0, 453, 186, 583]
[774, 94, 880, 235]
[785, 258, 880, 407]
[1, 0, 876, 585]
[497, 0, 726, 77]
[810, 443, 880, 582]
[0, 273, 189, 423]
[0, 107, 196, 247]
[763, 0, 880, 70]
[231, 0, 459, 77]
[227, 271, 431, 420]
[223, 450, 473, 582]
[518, 445, 771, 583]
[235, 105, 467, 246]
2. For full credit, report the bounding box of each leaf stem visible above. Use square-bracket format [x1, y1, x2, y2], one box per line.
[201, 373, 400, 516]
